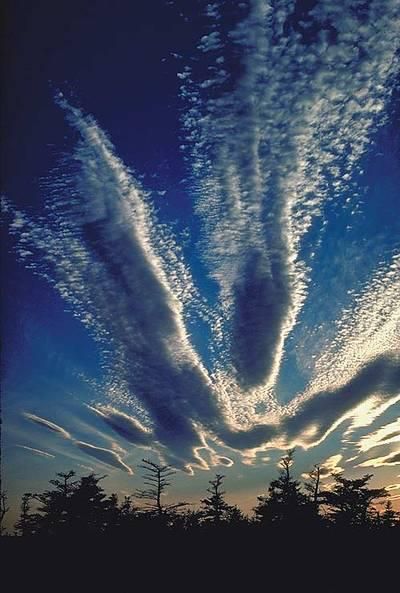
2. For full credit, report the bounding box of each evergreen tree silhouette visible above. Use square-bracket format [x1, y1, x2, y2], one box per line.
[118, 495, 140, 533]
[68, 473, 114, 534]
[34, 470, 78, 535]
[304, 465, 322, 506]
[200, 474, 243, 526]
[254, 450, 313, 526]
[377, 500, 399, 529]
[170, 509, 203, 532]
[304, 464, 325, 523]
[10, 464, 400, 537]
[321, 474, 388, 528]
[14, 493, 40, 536]
[135, 459, 188, 523]
[0, 491, 10, 535]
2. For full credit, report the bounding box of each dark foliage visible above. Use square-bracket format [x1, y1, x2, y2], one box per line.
[320, 473, 389, 528]
[200, 474, 245, 526]
[6, 452, 399, 538]
[254, 449, 317, 526]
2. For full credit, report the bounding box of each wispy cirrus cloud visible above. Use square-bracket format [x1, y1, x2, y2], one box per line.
[358, 451, 400, 469]
[23, 413, 72, 440]
[23, 412, 134, 474]
[88, 405, 152, 447]
[16, 445, 55, 459]
[355, 418, 400, 455]
[75, 441, 133, 474]
[219, 351, 400, 452]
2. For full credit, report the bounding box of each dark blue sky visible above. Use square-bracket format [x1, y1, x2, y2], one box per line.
[2, 0, 400, 525]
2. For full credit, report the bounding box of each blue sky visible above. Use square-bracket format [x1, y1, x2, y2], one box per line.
[2, 0, 400, 526]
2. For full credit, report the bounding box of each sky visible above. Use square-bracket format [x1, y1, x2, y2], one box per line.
[1, 0, 400, 528]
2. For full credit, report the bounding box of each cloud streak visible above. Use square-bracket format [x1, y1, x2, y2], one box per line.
[24, 413, 72, 440]
[16, 445, 55, 459]
[89, 405, 152, 447]
[358, 451, 400, 469]
[75, 441, 133, 474]
[23, 412, 134, 474]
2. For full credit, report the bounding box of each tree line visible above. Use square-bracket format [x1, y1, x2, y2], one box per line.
[2, 451, 399, 537]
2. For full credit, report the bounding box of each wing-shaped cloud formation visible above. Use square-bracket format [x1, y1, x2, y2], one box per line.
[9, 96, 225, 469]
[219, 352, 400, 451]
[5, 0, 400, 472]
[75, 441, 133, 474]
[282, 352, 400, 447]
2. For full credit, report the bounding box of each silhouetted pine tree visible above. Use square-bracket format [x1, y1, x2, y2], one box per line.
[0, 491, 9, 535]
[377, 500, 399, 529]
[200, 474, 244, 526]
[118, 495, 139, 530]
[304, 464, 326, 524]
[11, 464, 400, 537]
[304, 465, 322, 506]
[68, 473, 114, 534]
[170, 509, 203, 532]
[34, 470, 78, 535]
[254, 450, 313, 526]
[14, 493, 40, 536]
[321, 474, 388, 528]
[135, 459, 188, 524]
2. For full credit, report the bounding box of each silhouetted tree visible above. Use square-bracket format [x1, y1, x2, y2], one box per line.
[254, 450, 313, 526]
[68, 473, 113, 534]
[118, 495, 140, 532]
[321, 474, 388, 528]
[304, 465, 322, 506]
[135, 459, 188, 521]
[304, 464, 326, 524]
[34, 470, 78, 535]
[15, 493, 39, 536]
[0, 491, 10, 535]
[11, 464, 400, 537]
[378, 500, 399, 529]
[171, 509, 203, 532]
[200, 474, 243, 526]
[19, 470, 122, 536]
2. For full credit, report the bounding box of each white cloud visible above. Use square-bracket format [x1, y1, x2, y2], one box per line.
[358, 450, 400, 468]
[16, 445, 55, 459]
[75, 441, 133, 474]
[6, 0, 400, 470]
[182, 0, 400, 410]
[24, 413, 72, 440]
